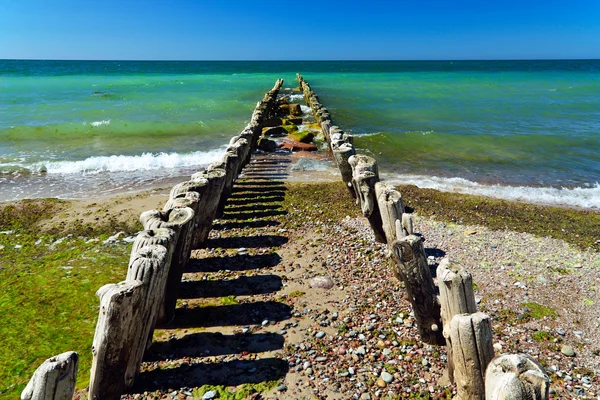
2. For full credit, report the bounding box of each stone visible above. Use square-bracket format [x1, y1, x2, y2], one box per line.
[315, 331, 326, 339]
[280, 138, 317, 152]
[202, 390, 216, 399]
[561, 345, 576, 357]
[381, 371, 393, 383]
[257, 137, 277, 152]
[263, 126, 288, 137]
[309, 276, 335, 289]
[376, 377, 387, 388]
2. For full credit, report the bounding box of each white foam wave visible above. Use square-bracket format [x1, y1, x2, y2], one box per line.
[300, 105, 312, 114]
[384, 174, 600, 209]
[289, 94, 304, 101]
[90, 119, 111, 127]
[34, 149, 225, 175]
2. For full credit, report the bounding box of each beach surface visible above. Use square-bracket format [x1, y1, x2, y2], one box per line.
[2, 150, 600, 399]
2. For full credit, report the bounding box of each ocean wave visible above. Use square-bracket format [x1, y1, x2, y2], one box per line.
[90, 119, 111, 127]
[289, 94, 304, 101]
[300, 105, 312, 114]
[384, 174, 600, 209]
[1, 149, 226, 175]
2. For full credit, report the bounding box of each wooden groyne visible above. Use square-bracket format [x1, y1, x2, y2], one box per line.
[295, 73, 551, 400]
[22, 76, 552, 400]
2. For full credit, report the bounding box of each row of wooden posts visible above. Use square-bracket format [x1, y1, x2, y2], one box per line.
[21, 80, 285, 400]
[296, 74, 551, 400]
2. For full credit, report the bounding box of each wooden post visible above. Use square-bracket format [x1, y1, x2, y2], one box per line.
[130, 228, 176, 266]
[190, 167, 226, 248]
[125, 245, 169, 378]
[139, 207, 195, 325]
[437, 258, 478, 384]
[348, 154, 386, 243]
[390, 235, 444, 345]
[485, 354, 550, 400]
[89, 280, 146, 400]
[450, 312, 495, 400]
[163, 191, 200, 218]
[21, 351, 78, 400]
[375, 182, 405, 245]
[217, 150, 240, 217]
[332, 142, 356, 198]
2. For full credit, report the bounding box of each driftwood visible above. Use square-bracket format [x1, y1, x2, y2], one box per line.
[190, 167, 226, 248]
[390, 235, 444, 345]
[374, 182, 405, 245]
[332, 143, 356, 198]
[140, 208, 194, 325]
[450, 312, 495, 400]
[21, 351, 78, 400]
[348, 154, 386, 243]
[437, 258, 478, 383]
[485, 354, 550, 400]
[89, 280, 146, 400]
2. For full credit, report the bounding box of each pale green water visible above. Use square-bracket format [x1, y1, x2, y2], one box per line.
[1, 60, 599, 206]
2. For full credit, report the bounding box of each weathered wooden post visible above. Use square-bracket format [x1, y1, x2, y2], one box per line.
[332, 142, 356, 198]
[390, 235, 445, 345]
[191, 167, 226, 248]
[21, 351, 78, 400]
[375, 182, 405, 245]
[130, 228, 176, 266]
[216, 150, 240, 217]
[140, 208, 195, 325]
[349, 154, 386, 243]
[437, 258, 478, 383]
[89, 280, 146, 400]
[450, 312, 495, 400]
[485, 354, 550, 400]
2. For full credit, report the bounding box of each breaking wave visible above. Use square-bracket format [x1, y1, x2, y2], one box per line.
[384, 174, 600, 209]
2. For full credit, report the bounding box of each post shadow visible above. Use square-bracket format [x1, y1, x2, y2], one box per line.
[129, 357, 289, 393]
[146, 332, 285, 360]
[178, 274, 283, 298]
[206, 235, 288, 248]
[186, 253, 282, 273]
[168, 301, 292, 328]
[211, 219, 281, 230]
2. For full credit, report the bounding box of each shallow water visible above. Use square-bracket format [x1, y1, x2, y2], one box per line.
[1, 60, 599, 207]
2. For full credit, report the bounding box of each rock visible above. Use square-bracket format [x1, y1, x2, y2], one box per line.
[276, 384, 287, 391]
[280, 138, 318, 152]
[356, 346, 366, 356]
[262, 118, 283, 127]
[348, 367, 355, 375]
[263, 126, 288, 137]
[493, 343, 503, 352]
[284, 117, 303, 125]
[315, 331, 326, 339]
[376, 377, 387, 387]
[257, 138, 277, 152]
[360, 393, 371, 400]
[305, 367, 314, 376]
[261, 319, 269, 327]
[381, 371, 393, 383]
[202, 390, 216, 399]
[556, 328, 566, 336]
[561, 345, 576, 357]
[309, 276, 335, 289]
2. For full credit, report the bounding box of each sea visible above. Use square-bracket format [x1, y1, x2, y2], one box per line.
[1, 60, 599, 208]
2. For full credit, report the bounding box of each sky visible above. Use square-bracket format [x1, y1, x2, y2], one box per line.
[1, 0, 599, 60]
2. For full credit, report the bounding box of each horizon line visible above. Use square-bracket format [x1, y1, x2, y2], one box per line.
[2, 58, 600, 62]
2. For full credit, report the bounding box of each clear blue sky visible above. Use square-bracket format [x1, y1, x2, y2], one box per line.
[1, 0, 599, 60]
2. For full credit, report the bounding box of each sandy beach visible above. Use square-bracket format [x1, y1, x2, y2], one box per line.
[2, 149, 599, 399]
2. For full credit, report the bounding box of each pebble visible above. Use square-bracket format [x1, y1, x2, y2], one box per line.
[276, 385, 287, 392]
[561, 345, 576, 357]
[360, 394, 371, 400]
[348, 367, 355, 375]
[315, 331, 325, 339]
[305, 367, 314, 375]
[556, 328, 566, 336]
[380, 371, 393, 383]
[309, 275, 335, 289]
[356, 346, 366, 355]
[261, 319, 269, 327]
[376, 377, 387, 388]
[202, 390, 216, 399]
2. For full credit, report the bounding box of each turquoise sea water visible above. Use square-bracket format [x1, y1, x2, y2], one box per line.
[1, 60, 599, 207]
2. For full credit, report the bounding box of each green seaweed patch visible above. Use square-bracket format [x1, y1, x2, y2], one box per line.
[193, 380, 279, 400]
[397, 184, 600, 251]
[280, 124, 298, 134]
[0, 198, 65, 233]
[532, 331, 551, 342]
[220, 295, 239, 305]
[282, 182, 361, 225]
[521, 302, 557, 321]
[288, 131, 315, 144]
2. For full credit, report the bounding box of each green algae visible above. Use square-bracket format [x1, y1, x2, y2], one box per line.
[398, 184, 600, 251]
[193, 380, 279, 400]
